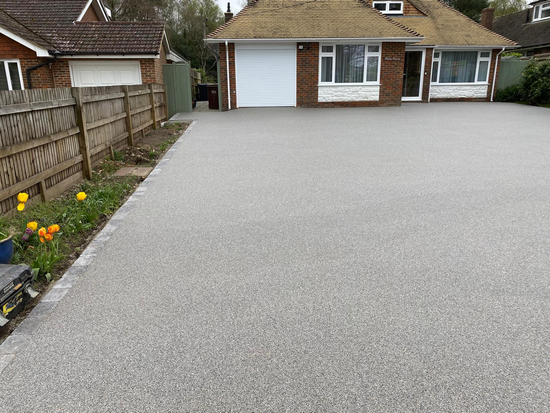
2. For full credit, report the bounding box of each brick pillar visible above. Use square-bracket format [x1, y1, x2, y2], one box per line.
[296, 42, 319, 107]
[379, 42, 406, 106]
[219, 42, 236, 111]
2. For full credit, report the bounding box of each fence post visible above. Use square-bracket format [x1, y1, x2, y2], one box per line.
[71, 87, 93, 180]
[164, 85, 168, 121]
[149, 83, 158, 130]
[123, 85, 134, 146]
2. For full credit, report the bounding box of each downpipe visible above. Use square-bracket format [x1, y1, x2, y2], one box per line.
[225, 40, 231, 110]
[490, 47, 506, 102]
[26, 55, 58, 89]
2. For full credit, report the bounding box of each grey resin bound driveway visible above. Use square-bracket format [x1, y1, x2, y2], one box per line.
[1, 103, 550, 412]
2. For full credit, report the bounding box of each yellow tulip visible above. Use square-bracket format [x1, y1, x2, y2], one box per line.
[27, 221, 38, 231]
[17, 192, 29, 203]
[17, 203, 25, 211]
[76, 192, 87, 202]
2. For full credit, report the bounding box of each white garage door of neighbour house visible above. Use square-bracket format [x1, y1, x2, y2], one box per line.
[235, 43, 296, 107]
[69, 61, 142, 87]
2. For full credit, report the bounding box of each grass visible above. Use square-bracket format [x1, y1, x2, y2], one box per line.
[0, 162, 139, 282]
[513, 101, 550, 108]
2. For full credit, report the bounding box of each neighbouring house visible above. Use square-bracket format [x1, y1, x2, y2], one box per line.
[490, 1, 550, 57]
[207, 0, 516, 110]
[0, 0, 186, 91]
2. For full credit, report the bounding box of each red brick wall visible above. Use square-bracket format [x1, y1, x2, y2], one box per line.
[403, 0, 424, 15]
[296, 42, 319, 107]
[140, 45, 166, 84]
[52, 60, 71, 87]
[219, 42, 236, 111]
[81, 5, 101, 21]
[0, 34, 56, 88]
[379, 42, 406, 106]
[220, 41, 405, 110]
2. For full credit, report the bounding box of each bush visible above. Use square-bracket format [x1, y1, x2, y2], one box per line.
[495, 84, 522, 102]
[519, 60, 550, 106]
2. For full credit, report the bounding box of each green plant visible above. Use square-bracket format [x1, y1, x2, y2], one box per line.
[113, 149, 125, 162]
[519, 60, 550, 106]
[495, 84, 522, 102]
[32, 242, 61, 282]
[502, 52, 523, 58]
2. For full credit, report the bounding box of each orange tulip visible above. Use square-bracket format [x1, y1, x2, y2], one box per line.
[40, 237, 45, 243]
[52, 224, 60, 233]
[38, 228, 47, 237]
[45, 233, 53, 242]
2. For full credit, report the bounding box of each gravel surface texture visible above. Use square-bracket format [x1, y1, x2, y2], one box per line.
[0, 103, 549, 412]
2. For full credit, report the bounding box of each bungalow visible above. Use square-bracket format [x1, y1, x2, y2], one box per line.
[0, 0, 185, 91]
[206, 0, 516, 109]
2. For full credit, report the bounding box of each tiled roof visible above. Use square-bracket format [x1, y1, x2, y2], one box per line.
[391, 0, 516, 46]
[208, 0, 515, 47]
[493, 9, 550, 49]
[208, 0, 422, 40]
[0, 0, 164, 55]
[50, 22, 165, 54]
[0, 8, 53, 50]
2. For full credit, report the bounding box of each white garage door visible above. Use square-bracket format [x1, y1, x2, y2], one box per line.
[69, 61, 142, 87]
[235, 43, 296, 107]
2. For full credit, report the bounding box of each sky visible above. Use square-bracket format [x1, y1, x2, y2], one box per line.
[217, 0, 244, 15]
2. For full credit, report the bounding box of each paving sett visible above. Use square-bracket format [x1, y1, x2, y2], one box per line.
[0, 103, 549, 412]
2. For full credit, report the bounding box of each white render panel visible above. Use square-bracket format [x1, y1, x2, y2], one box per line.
[235, 43, 296, 107]
[430, 85, 488, 99]
[318, 85, 380, 102]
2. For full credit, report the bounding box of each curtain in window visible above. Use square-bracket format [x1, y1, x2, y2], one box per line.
[8, 63, 21, 90]
[335, 45, 364, 83]
[0, 62, 8, 91]
[439, 51, 478, 83]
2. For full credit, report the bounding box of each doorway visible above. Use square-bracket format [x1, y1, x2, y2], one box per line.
[402, 50, 425, 101]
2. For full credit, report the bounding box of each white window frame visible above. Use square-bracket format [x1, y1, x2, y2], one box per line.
[318, 43, 382, 86]
[372, 1, 404, 14]
[0, 59, 24, 91]
[430, 50, 491, 85]
[533, 2, 550, 21]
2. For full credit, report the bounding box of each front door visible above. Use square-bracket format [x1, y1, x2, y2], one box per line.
[402, 50, 424, 101]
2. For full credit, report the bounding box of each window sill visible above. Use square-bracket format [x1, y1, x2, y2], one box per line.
[318, 83, 381, 87]
[431, 83, 489, 86]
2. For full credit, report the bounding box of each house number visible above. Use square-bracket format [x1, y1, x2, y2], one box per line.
[384, 57, 401, 61]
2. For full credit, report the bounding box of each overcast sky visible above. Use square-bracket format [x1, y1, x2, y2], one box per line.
[217, 0, 244, 15]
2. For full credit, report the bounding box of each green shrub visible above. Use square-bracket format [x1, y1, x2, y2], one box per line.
[519, 60, 550, 106]
[495, 84, 522, 102]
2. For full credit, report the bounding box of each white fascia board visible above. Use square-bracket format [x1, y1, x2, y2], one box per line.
[166, 53, 185, 62]
[0, 27, 52, 57]
[205, 37, 424, 44]
[77, 0, 109, 22]
[433, 45, 517, 49]
[59, 54, 159, 59]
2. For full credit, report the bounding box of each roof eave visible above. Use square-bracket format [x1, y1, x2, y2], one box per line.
[0, 25, 52, 57]
[205, 36, 424, 44]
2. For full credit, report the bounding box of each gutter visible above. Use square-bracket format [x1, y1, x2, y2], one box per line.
[205, 36, 425, 44]
[490, 47, 506, 102]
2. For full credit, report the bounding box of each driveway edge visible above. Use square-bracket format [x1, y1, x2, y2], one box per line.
[0, 120, 198, 374]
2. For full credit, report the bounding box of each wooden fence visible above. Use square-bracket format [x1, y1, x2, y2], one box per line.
[0, 84, 167, 214]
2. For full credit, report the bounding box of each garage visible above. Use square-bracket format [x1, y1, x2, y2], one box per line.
[235, 43, 296, 107]
[69, 61, 142, 87]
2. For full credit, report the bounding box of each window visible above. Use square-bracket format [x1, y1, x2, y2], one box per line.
[319, 44, 381, 84]
[0, 60, 23, 91]
[431, 50, 491, 84]
[533, 2, 550, 21]
[372, 1, 403, 14]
